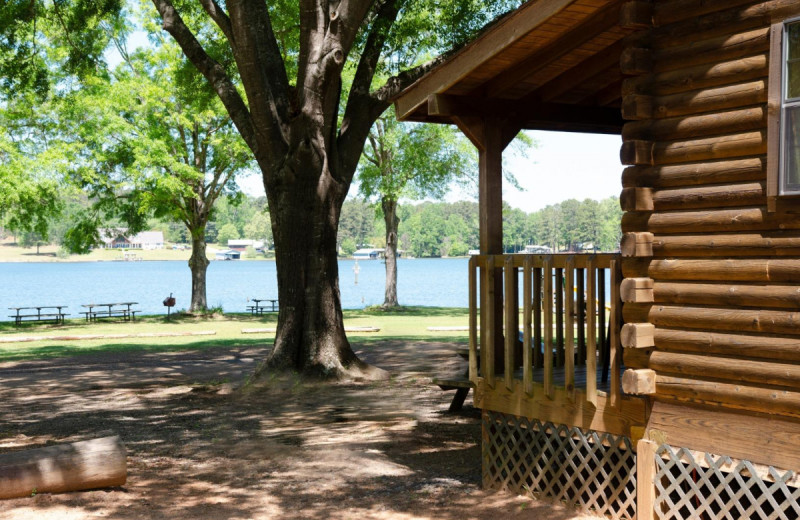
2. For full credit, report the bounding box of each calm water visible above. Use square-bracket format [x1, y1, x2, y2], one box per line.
[0, 258, 469, 318]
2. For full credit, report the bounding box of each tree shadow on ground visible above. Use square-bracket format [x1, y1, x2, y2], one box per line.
[0, 340, 590, 520]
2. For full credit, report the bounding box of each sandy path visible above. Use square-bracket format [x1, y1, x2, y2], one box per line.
[0, 340, 598, 519]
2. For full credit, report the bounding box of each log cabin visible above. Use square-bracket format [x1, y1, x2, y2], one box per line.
[394, 1, 800, 519]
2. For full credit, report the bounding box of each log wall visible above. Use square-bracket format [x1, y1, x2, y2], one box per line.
[620, 0, 800, 422]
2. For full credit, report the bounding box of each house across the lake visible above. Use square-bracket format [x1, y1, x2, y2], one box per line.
[98, 229, 164, 250]
[215, 249, 241, 261]
[227, 239, 265, 252]
[352, 248, 383, 260]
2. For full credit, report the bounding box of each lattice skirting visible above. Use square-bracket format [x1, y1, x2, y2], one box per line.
[482, 411, 637, 519]
[652, 444, 800, 520]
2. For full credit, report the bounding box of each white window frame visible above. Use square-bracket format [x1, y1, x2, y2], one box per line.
[780, 17, 800, 195]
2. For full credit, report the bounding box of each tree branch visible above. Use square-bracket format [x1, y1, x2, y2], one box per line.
[197, 0, 234, 43]
[150, 0, 262, 161]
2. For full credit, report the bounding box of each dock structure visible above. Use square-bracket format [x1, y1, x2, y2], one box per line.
[396, 1, 800, 519]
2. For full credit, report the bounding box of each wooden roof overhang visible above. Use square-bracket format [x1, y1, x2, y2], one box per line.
[394, 0, 643, 135]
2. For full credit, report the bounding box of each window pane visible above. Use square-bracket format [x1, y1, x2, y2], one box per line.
[784, 105, 800, 191]
[789, 23, 800, 60]
[789, 62, 800, 99]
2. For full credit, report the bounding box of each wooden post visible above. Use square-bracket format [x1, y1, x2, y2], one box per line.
[457, 116, 520, 375]
[637, 439, 658, 520]
[534, 267, 543, 369]
[555, 268, 565, 367]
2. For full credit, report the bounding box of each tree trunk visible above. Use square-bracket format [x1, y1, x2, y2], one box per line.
[382, 197, 399, 308]
[188, 235, 210, 312]
[256, 157, 387, 381]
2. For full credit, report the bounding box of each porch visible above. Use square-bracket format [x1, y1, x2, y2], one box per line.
[465, 253, 647, 439]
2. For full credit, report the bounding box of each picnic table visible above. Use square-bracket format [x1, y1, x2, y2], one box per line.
[81, 302, 139, 322]
[247, 298, 278, 315]
[8, 306, 68, 326]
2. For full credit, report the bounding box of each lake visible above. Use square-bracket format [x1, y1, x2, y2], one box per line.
[0, 258, 470, 317]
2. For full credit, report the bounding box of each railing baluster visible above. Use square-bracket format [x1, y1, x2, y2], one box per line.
[485, 256, 496, 389]
[468, 256, 478, 382]
[523, 256, 533, 396]
[577, 268, 586, 365]
[555, 268, 564, 368]
[586, 257, 597, 405]
[543, 257, 554, 399]
[599, 267, 608, 385]
[611, 257, 622, 409]
[504, 256, 515, 390]
[533, 266, 543, 369]
[565, 256, 576, 402]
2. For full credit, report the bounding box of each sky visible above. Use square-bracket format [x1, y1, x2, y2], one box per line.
[109, 32, 624, 213]
[238, 130, 624, 212]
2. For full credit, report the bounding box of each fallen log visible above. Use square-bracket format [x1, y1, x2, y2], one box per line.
[0, 436, 126, 499]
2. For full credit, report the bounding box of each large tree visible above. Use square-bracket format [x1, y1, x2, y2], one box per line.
[147, 0, 521, 379]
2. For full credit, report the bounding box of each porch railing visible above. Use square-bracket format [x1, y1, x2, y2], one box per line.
[468, 253, 624, 407]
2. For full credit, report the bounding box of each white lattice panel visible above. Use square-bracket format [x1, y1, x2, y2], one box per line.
[653, 444, 800, 520]
[482, 411, 637, 519]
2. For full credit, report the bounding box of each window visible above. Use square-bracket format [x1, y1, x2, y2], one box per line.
[781, 21, 800, 194]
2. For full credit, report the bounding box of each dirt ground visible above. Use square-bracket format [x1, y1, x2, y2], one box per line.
[0, 340, 599, 519]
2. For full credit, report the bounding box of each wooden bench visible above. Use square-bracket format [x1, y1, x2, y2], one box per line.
[433, 377, 475, 412]
[8, 306, 68, 326]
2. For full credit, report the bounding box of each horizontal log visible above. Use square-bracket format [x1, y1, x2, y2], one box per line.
[652, 232, 800, 257]
[651, 182, 765, 210]
[622, 369, 656, 395]
[652, 131, 766, 165]
[622, 157, 765, 188]
[652, 0, 763, 27]
[620, 47, 652, 76]
[647, 350, 800, 390]
[651, 27, 771, 74]
[621, 322, 655, 348]
[622, 54, 767, 97]
[653, 282, 800, 309]
[624, 303, 800, 335]
[620, 1, 653, 29]
[649, 1, 794, 50]
[621, 206, 800, 234]
[621, 277, 654, 303]
[620, 232, 654, 257]
[621, 106, 766, 141]
[0, 436, 126, 499]
[645, 80, 769, 120]
[620, 187, 654, 211]
[647, 258, 800, 282]
[622, 257, 651, 279]
[654, 328, 800, 362]
[655, 374, 800, 419]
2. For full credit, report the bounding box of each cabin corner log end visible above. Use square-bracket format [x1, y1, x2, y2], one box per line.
[0, 436, 126, 500]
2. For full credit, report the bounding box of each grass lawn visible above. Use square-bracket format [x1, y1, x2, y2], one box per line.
[0, 306, 470, 361]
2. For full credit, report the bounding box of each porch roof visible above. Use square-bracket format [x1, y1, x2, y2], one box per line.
[394, 0, 638, 134]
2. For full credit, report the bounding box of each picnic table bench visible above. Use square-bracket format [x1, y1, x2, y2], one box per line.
[247, 298, 278, 315]
[81, 302, 139, 322]
[8, 306, 68, 326]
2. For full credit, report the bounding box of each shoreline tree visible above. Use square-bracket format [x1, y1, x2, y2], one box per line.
[358, 113, 474, 307]
[62, 41, 253, 312]
[147, 0, 522, 379]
